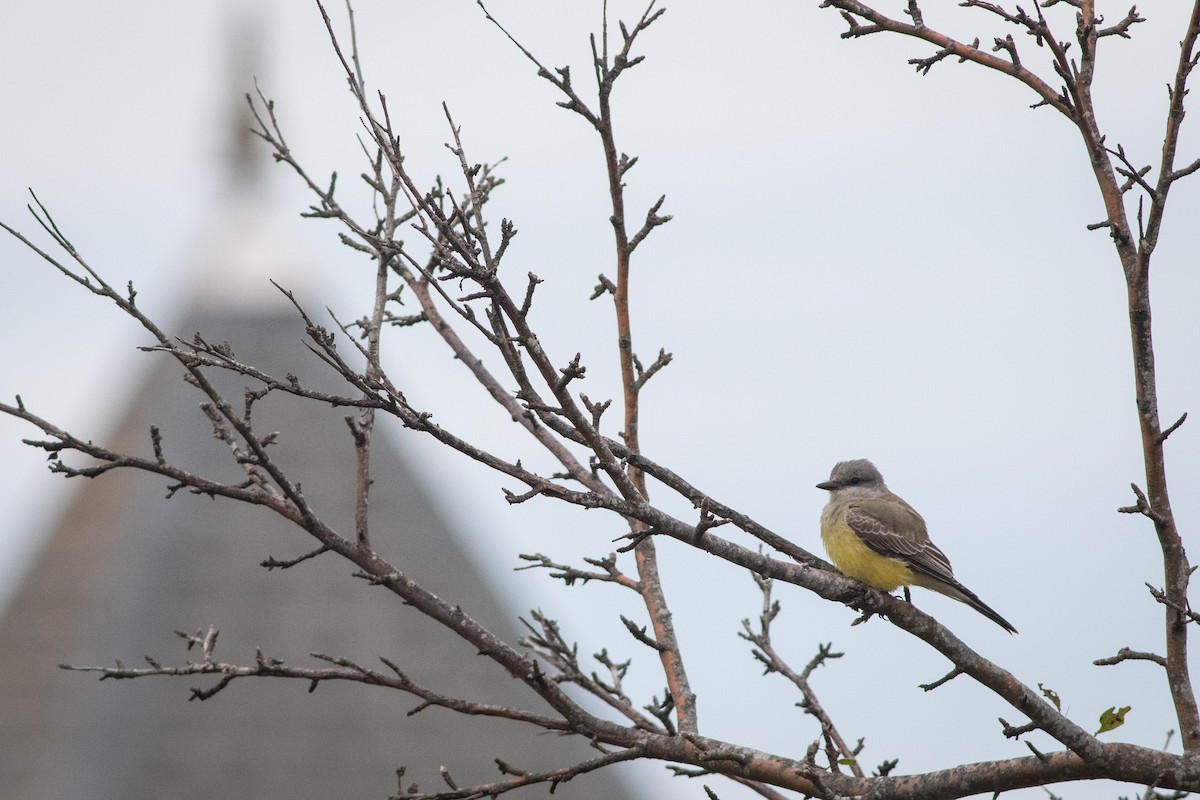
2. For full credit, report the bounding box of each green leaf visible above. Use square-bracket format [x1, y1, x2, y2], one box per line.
[1038, 683, 1062, 711]
[837, 758, 857, 766]
[1096, 705, 1131, 735]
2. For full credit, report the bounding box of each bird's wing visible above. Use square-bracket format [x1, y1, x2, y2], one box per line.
[843, 496, 956, 583]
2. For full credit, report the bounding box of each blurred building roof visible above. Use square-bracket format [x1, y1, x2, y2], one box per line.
[0, 292, 638, 800]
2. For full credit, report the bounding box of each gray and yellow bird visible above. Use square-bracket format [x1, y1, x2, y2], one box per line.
[817, 459, 1016, 633]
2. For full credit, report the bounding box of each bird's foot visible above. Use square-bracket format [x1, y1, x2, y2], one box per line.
[844, 583, 888, 626]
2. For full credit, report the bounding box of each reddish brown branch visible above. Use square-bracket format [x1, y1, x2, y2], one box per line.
[1125, 0, 1200, 752]
[821, 0, 1075, 117]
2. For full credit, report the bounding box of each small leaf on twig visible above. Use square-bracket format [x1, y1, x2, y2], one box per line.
[1038, 683, 1061, 711]
[1096, 705, 1131, 735]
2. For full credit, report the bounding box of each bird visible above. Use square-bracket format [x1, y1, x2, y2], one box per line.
[817, 459, 1017, 633]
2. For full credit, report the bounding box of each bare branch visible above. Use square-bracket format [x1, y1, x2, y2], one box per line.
[516, 552, 639, 590]
[518, 611, 664, 732]
[1097, 7, 1146, 39]
[1145, 583, 1200, 626]
[1157, 412, 1188, 444]
[820, 0, 1075, 117]
[739, 573, 863, 777]
[1094, 647, 1168, 668]
[261, 544, 332, 571]
[1117, 482, 1168, 524]
[388, 745, 647, 800]
[1108, 144, 1158, 198]
[919, 667, 964, 691]
[628, 195, 672, 253]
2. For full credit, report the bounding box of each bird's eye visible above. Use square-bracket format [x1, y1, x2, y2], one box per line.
[849, 477, 861, 485]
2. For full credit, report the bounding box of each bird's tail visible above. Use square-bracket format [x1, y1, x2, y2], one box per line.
[920, 576, 1018, 634]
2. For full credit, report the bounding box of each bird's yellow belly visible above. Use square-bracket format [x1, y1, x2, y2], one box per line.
[821, 524, 914, 591]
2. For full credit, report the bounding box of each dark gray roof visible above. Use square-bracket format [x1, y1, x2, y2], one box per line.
[0, 309, 639, 800]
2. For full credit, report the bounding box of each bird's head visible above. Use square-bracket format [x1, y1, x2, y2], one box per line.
[816, 459, 887, 498]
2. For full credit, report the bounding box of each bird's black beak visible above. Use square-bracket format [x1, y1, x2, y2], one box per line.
[816, 480, 839, 491]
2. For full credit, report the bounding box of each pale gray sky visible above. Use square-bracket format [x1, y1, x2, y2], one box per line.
[2, 2, 1198, 798]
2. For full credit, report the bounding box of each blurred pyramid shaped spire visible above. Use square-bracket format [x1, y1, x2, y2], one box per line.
[190, 2, 313, 313]
[224, 7, 266, 192]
